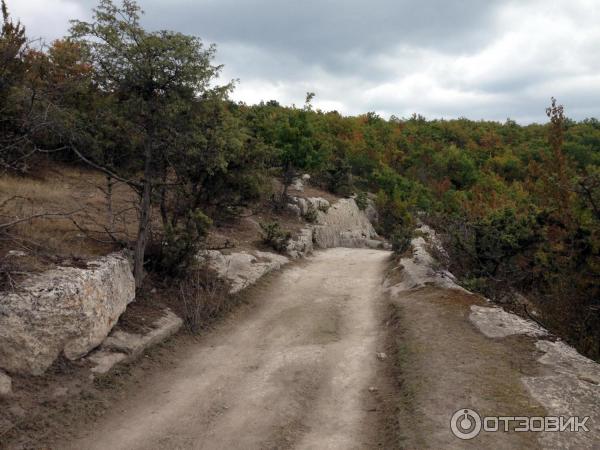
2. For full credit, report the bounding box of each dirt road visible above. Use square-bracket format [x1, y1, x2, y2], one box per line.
[50, 245, 599, 449]
[62, 248, 394, 450]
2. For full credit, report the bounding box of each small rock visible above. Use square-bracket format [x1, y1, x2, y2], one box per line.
[287, 203, 302, 218]
[0, 371, 12, 397]
[368, 386, 378, 393]
[88, 350, 128, 375]
[291, 178, 304, 191]
[376, 352, 388, 361]
[7, 250, 27, 257]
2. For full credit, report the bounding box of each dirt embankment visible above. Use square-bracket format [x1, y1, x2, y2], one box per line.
[383, 226, 600, 449]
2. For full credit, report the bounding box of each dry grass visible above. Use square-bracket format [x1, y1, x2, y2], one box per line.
[0, 163, 342, 285]
[0, 163, 139, 276]
[178, 266, 230, 334]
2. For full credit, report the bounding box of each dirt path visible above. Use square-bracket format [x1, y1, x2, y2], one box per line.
[31, 245, 599, 449]
[60, 248, 394, 450]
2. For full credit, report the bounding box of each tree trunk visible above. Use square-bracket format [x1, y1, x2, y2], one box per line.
[106, 174, 114, 233]
[282, 161, 293, 202]
[133, 141, 153, 289]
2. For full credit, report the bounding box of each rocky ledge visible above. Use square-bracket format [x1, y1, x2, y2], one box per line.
[0, 252, 135, 375]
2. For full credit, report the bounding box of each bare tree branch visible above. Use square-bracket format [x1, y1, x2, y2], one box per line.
[0, 209, 83, 231]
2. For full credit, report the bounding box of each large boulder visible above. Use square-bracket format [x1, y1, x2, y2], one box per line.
[286, 227, 314, 259]
[0, 253, 135, 375]
[289, 196, 330, 218]
[198, 250, 289, 294]
[313, 198, 378, 248]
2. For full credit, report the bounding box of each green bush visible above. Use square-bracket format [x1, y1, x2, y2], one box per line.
[155, 209, 212, 277]
[391, 227, 413, 254]
[260, 221, 291, 252]
[303, 205, 318, 223]
[355, 191, 368, 210]
[317, 202, 330, 213]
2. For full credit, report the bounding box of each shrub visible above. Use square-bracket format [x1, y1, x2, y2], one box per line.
[355, 191, 368, 210]
[153, 209, 212, 277]
[391, 227, 413, 254]
[303, 205, 318, 223]
[326, 157, 354, 196]
[179, 266, 229, 334]
[260, 221, 291, 252]
[317, 202, 330, 213]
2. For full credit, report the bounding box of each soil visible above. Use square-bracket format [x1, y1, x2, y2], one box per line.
[385, 286, 547, 449]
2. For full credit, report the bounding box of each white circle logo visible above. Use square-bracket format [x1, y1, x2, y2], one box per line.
[450, 408, 482, 440]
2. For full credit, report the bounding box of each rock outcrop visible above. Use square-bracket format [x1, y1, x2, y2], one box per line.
[287, 196, 329, 219]
[286, 227, 314, 259]
[0, 253, 135, 375]
[101, 309, 183, 358]
[312, 198, 378, 248]
[88, 308, 183, 376]
[385, 224, 600, 448]
[198, 250, 289, 294]
[199, 197, 384, 298]
[384, 224, 463, 295]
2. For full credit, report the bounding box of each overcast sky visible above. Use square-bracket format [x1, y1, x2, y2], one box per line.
[11, 0, 600, 123]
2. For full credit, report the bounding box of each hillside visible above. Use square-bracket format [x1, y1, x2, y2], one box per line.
[1, 0, 599, 448]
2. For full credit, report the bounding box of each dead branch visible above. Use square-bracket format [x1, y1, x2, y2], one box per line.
[0, 209, 83, 231]
[69, 217, 128, 246]
[71, 145, 143, 191]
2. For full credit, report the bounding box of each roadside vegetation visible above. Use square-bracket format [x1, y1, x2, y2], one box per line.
[0, 0, 598, 360]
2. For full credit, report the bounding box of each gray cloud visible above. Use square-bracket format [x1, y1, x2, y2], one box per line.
[10, 0, 600, 123]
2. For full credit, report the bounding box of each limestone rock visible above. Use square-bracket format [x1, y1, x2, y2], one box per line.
[286, 203, 302, 218]
[198, 250, 289, 294]
[384, 225, 464, 295]
[0, 370, 11, 397]
[364, 200, 379, 226]
[0, 252, 135, 375]
[313, 198, 378, 248]
[469, 305, 547, 338]
[289, 196, 330, 218]
[102, 309, 182, 358]
[88, 350, 128, 375]
[290, 177, 304, 191]
[287, 228, 314, 259]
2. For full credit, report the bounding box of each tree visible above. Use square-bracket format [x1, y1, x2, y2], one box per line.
[0, 0, 28, 172]
[544, 97, 573, 219]
[70, 0, 229, 287]
[273, 93, 326, 199]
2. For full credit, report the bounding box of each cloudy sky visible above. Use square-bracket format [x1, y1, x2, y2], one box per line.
[11, 0, 600, 123]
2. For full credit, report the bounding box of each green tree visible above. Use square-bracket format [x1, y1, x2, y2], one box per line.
[274, 93, 326, 199]
[0, 0, 28, 172]
[70, 0, 229, 287]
